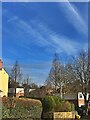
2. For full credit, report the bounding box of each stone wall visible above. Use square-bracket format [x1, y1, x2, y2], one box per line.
[53, 112, 75, 119]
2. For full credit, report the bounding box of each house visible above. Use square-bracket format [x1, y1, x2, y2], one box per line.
[29, 88, 36, 93]
[0, 59, 9, 97]
[16, 87, 24, 97]
[52, 91, 90, 108]
[78, 92, 89, 107]
[63, 92, 78, 107]
[63, 92, 90, 108]
[8, 86, 24, 97]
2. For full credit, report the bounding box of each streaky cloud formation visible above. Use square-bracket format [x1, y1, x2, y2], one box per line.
[2, 2, 88, 85]
[5, 15, 87, 55]
[59, 1, 87, 35]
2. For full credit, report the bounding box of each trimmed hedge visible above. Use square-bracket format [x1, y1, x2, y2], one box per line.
[2, 97, 42, 119]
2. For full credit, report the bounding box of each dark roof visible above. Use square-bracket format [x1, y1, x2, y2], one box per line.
[9, 86, 24, 88]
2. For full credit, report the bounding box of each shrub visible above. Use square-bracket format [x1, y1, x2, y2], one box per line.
[61, 101, 71, 112]
[42, 96, 75, 119]
[52, 96, 62, 112]
[71, 103, 75, 111]
[2, 97, 42, 119]
[2, 106, 9, 118]
[42, 96, 56, 112]
[42, 96, 74, 113]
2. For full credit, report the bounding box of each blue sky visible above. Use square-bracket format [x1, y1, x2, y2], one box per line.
[2, 2, 88, 85]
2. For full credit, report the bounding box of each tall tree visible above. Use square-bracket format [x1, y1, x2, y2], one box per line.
[72, 51, 89, 114]
[46, 53, 66, 99]
[10, 60, 22, 97]
[63, 63, 77, 93]
[88, 49, 90, 92]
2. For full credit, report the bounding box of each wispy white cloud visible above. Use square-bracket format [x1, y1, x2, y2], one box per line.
[59, 1, 87, 35]
[17, 20, 87, 55]
[3, 4, 88, 56]
[5, 14, 87, 55]
[7, 16, 18, 22]
[3, 4, 88, 85]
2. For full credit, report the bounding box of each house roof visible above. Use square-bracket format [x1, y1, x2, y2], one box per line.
[8, 86, 24, 89]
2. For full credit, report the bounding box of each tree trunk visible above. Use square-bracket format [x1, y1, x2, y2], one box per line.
[60, 84, 63, 99]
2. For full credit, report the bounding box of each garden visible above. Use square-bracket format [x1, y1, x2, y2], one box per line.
[41, 95, 76, 119]
[1, 96, 80, 119]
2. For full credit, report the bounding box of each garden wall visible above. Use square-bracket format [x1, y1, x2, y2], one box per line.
[53, 112, 75, 119]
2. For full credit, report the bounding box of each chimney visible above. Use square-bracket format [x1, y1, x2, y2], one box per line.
[0, 59, 3, 70]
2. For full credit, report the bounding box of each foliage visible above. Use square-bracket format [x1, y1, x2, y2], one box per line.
[2, 106, 9, 118]
[42, 96, 74, 113]
[42, 96, 56, 112]
[71, 103, 75, 111]
[58, 101, 72, 112]
[45, 51, 90, 115]
[2, 97, 42, 119]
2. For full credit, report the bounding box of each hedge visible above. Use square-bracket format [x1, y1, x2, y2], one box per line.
[2, 97, 42, 119]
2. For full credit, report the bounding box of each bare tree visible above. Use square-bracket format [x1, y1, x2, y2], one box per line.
[71, 51, 89, 114]
[47, 53, 60, 90]
[22, 75, 30, 97]
[63, 63, 77, 93]
[88, 50, 90, 92]
[10, 60, 22, 97]
[22, 75, 38, 97]
[46, 53, 66, 99]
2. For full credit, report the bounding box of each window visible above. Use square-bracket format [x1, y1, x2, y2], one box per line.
[79, 94, 82, 98]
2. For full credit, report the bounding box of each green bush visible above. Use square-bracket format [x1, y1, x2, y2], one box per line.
[42, 96, 56, 112]
[71, 103, 75, 111]
[52, 96, 62, 112]
[2, 106, 9, 118]
[2, 97, 42, 119]
[42, 96, 75, 113]
[60, 101, 71, 112]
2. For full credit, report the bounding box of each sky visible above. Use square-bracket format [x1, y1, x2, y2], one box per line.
[2, 2, 88, 85]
